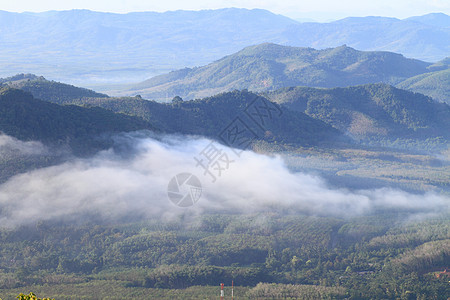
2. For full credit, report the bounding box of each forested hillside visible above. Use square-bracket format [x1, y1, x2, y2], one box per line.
[0, 88, 152, 153]
[0, 74, 108, 104]
[265, 83, 450, 141]
[71, 90, 344, 147]
[0, 213, 447, 299]
[126, 43, 432, 100]
[397, 69, 450, 104]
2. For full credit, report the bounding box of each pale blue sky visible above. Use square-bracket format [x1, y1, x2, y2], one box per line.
[0, 0, 448, 21]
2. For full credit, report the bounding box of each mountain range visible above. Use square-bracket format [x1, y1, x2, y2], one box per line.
[0, 9, 448, 86]
[0, 87, 152, 154]
[122, 43, 448, 102]
[0, 73, 108, 104]
[4, 45, 448, 105]
[264, 84, 450, 140]
[0, 87, 344, 152]
[2, 74, 448, 145]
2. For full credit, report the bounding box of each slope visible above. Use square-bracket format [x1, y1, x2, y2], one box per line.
[0, 74, 108, 104]
[396, 58, 450, 104]
[0, 10, 448, 85]
[406, 13, 450, 28]
[0, 88, 152, 153]
[279, 14, 450, 62]
[0, 8, 298, 84]
[70, 90, 344, 147]
[264, 84, 450, 140]
[127, 44, 431, 100]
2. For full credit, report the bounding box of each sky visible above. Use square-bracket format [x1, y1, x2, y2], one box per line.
[0, 0, 448, 21]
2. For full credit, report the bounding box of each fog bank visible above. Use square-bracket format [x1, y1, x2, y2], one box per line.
[0, 132, 448, 226]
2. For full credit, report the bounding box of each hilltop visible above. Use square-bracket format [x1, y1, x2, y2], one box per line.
[70, 90, 344, 147]
[4, 76, 447, 146]
[264, 83, 450, 141]
[0, 88, 151, 153]
[0, 87, 344, 152]
[396, 58, 450, 104]
[0, 74, 108, 104]
[126, 44, 432, 100]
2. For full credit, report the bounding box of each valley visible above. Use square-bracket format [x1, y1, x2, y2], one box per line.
[0, 7, 448, 300]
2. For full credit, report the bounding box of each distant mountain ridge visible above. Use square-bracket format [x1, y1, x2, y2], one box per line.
[69, 90, 345, 147]
[396, 58, 450, 104]
[397, 69, 450, 104]
[406, 13, 450, 28]
[125, 44, 435, 100]
[0, 87, 344, 151]
[0, 9, 448, 85]
[2, 76, 448, 147]
[265, 84, 450, 140]
[279, 13, 450, 62]
[0, 74, 108, 104]
[0, 87, 152, 154]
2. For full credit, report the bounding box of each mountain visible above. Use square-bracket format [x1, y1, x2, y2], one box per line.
[0, 86, 344, 151]
[0, 87, 343, 183]
[69, 90, 344, 147]
[4, 74, 446, 147]
[264, 84, 450, 141]
[395, 58, 450, 104]
[406, 13, 450, 28]
[126, 44, 432, 100]
[0, 74, 108, 104]
[0, 87, 152, 153]
[397, 69, 450, 104]
[0, 8, 297, 85]
[279, 14, 450, 63]
[0, 9, 448, 86]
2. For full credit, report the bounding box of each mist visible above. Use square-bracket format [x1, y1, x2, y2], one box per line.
[0, 134, 48, 156]
[0, 131, 448, 227]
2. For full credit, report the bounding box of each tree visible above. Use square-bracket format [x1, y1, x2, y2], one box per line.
[16, 293, 54, 300]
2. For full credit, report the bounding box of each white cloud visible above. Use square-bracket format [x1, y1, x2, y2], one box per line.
[0, 134, 48, 156]
[0, 133, 447, 227]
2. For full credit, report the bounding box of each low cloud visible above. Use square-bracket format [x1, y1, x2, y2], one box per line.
[0, 134, 48, 156]
[0, 132, 448, 227]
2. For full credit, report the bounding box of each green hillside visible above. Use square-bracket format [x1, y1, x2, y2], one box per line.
[126, 43, 432, 100]
[0, 86, 344, 154]
[427, 57, 450, 71]
[3, 76, 446, 149]
[0, 214, 448, 299]
[72, 90, 344, 147]
[0, 88, 152, 153]
[0, 74, 108, 104]
[397, 69, 450, 104]
[265, 83, 450, 140]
